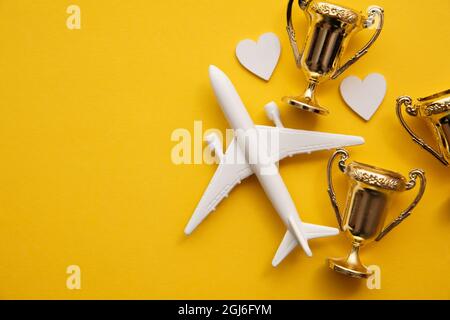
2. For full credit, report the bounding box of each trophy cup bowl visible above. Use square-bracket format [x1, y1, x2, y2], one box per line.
[326, 149, 426, 278]
[284, 0, 384, 115]
[396, 89, 450, 166]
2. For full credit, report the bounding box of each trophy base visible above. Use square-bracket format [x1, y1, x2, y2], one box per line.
[282, 95, 330, 116]
[327, 257, 372, 279]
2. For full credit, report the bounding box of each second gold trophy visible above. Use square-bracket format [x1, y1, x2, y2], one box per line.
[284, 0, 384, 115]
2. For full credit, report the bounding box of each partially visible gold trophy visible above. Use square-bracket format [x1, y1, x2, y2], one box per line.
[396, 89, 450, 166]
[326, 149, 426, 279]
[284, 0, 384, 115]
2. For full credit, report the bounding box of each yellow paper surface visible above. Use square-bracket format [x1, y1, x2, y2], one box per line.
[0, 0, 448, 299]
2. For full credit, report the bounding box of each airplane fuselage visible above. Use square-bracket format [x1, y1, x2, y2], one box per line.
[210, 66, 305, 237]
[185, 66, 362, 264]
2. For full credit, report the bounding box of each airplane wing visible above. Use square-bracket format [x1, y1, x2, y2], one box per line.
[185, 125, 363, 237]
[255, 125, 364, 163]
[184, 138, 253, 235]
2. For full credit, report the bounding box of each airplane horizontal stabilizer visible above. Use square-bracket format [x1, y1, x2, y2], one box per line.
[272, 222, 339, 267]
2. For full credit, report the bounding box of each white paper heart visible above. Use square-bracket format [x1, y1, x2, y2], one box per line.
[236, 33, 281, 81]
[340, 73, 387, 121]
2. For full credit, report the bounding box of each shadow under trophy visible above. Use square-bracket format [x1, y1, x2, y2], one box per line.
[284, 0, 384, 115]
[396, 89, 450, 166]
[326, 149, 426, 279]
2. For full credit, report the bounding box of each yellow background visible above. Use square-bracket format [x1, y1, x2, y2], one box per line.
[0, 0, 448, 299]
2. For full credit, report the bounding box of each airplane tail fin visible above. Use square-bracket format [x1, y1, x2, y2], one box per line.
[272, 217, 339, 267]
[288, 214, 312, 257]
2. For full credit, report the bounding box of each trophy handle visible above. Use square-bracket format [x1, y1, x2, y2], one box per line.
[286, 0, 307, 68]
[327, 149, 349, 231]
[396, 96, 449, 165]
[331, 6, 384, 80]
[376, 169, 426, 242]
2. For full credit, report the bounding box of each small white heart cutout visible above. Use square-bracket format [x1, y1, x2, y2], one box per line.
[340, 73, 387, 121]
[236, 33, 281, 81]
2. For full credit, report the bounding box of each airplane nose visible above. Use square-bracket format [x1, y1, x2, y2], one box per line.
[208, 65, 223, 93]
[208, 65, 221, 79]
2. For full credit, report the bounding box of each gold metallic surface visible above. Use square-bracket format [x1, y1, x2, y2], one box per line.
[326, 149, 426, 279]
[396, 90, 450, 166]
[284, 0, 384, 115]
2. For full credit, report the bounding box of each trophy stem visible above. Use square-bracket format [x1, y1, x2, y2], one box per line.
[328, 241, 371, 279]
[282, 80, 330, 115]
[304, 81, 317, 102]
[346, 242, 363, 268]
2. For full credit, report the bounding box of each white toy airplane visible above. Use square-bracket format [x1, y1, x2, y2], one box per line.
[185, 65, 365, 266]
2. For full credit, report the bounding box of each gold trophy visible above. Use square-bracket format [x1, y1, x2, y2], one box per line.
[326, 149, 426, 278]
[284, 0, 384, 115]
[396, 89, 450, 166]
